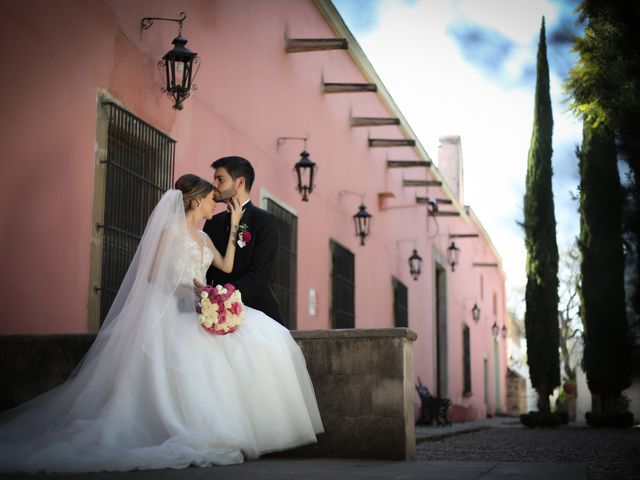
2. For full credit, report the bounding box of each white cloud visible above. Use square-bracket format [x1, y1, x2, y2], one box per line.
[453, 0, 560, 44]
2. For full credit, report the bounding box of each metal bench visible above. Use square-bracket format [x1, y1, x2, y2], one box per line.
[415, 377, 452, 427]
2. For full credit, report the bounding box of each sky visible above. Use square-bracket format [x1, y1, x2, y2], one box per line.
[333, 0, 584, 318]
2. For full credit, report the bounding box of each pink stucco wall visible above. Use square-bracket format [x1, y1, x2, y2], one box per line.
[0, 0, 508, 418]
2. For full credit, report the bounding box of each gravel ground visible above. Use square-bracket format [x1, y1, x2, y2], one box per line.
[416, 425, 640, 480]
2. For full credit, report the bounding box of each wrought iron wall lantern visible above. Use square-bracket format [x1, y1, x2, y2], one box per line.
[408, 249, 423, 281]
[277, 136, 318, 201]
[471, 303, 480, 323]
[141, 11, 200, 110]
[491, 321, 499, 339]
[397, 239, 423, 281]
[447, 241, 460, 272]
[340, 191, 372, 246]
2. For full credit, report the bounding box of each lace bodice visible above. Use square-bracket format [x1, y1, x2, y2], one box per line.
[177, 230, 214, 285]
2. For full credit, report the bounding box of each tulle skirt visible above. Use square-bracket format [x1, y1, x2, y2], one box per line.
[0, 306, 323, 473]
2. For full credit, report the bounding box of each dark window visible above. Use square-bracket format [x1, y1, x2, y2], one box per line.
[265, 198, 297, 329]
[98, 102, 175, 324]
[330, 240, 355, 328]
[463, 324, 472, 396]
[392, 276, 408, 327]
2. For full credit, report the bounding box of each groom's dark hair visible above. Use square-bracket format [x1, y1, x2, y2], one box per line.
[211, 156, 255, 192]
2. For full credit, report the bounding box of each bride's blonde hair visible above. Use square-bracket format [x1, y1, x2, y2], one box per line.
[174, 174, 214, 211]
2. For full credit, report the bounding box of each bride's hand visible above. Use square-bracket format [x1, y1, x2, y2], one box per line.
[228, 197, 242, 228]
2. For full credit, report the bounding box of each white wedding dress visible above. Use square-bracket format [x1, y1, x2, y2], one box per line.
[0, 191, 323, 473]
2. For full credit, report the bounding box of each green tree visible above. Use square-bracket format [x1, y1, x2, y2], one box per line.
[523, 18, 560, 413]
[578, 122, 631, 412]
[566, 0, 640, 321]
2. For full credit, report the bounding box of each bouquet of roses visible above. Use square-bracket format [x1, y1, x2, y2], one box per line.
[198, 283, 245, 335]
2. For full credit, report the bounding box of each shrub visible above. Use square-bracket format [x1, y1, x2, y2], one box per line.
[556, 409, 570, 425]
[519, 411, 566, 428]
[585, 411, 635, 428]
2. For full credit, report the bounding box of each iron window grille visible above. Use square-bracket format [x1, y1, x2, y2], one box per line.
[392, 276, 408, 328]
[265, 198, 298, 329]
[330, 240, 355, 329]
[463, 324, 472, 396]
[97, 102, 175, 324]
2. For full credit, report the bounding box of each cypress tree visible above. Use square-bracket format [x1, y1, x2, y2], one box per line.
[567, 0, 640, 342]
[523, 18, 560, 413]
[578, 122, 631, 412]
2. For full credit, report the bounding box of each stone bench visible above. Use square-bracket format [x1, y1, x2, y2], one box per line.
[0, 328, 417, 460]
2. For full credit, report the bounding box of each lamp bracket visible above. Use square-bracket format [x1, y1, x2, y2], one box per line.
[396, 238, 417, 248]
[339, 190, 365, 203]
[141, 11, 187, 35]
[276, 135, 309, 149]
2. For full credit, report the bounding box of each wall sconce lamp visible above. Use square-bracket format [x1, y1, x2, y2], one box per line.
[141, 11, 199, 110]
[277, 136, 317, 201]
[447, 241, 460, 272]
[397, 239, 422, 281]
[501, 325, 508, 339]
[340, 191, 372, 246]
[491, 321, 499, 339]
[471, 303, 480, 323]
[408, 249, 423, 281]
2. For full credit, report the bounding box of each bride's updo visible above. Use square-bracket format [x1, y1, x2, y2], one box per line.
[174, 174, 214, 211]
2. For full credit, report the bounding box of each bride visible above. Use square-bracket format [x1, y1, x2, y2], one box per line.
[0, 174, 323, 473]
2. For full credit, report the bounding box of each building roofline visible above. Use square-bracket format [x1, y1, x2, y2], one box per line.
[312, 0, 467, 218]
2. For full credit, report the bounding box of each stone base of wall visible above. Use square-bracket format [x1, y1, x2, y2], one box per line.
[0, 334, 95, 412]
[506, 368, 527, 415]
[0, 328, 416, 461]
[449, 403, 478, 422]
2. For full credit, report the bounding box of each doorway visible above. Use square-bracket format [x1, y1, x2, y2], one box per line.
[435, 265, 448, 398]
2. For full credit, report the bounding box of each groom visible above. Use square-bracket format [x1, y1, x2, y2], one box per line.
[201, 156, 283, 324]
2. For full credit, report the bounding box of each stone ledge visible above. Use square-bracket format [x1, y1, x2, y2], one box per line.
[0, 328, 417, 460]
[292, 328, 417, 341]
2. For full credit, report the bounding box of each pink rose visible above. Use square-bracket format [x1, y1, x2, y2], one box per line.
[223, 283, 235, 294]
[229, 301, 243, 316]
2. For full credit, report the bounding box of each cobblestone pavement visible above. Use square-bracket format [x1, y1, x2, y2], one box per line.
[416, 419, 640, 480]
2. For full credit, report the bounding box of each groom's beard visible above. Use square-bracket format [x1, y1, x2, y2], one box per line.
[213, 186, 237, 203]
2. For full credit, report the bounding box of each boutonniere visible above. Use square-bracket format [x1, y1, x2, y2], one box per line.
[237, 223, 252, 248]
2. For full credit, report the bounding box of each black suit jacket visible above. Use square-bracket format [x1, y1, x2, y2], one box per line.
[203, 201, 283, 324]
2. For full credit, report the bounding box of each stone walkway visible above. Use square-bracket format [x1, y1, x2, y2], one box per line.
[3, 417, 638, 479]
[417, 416, 640, 480]
[1, 458, 587, 480]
